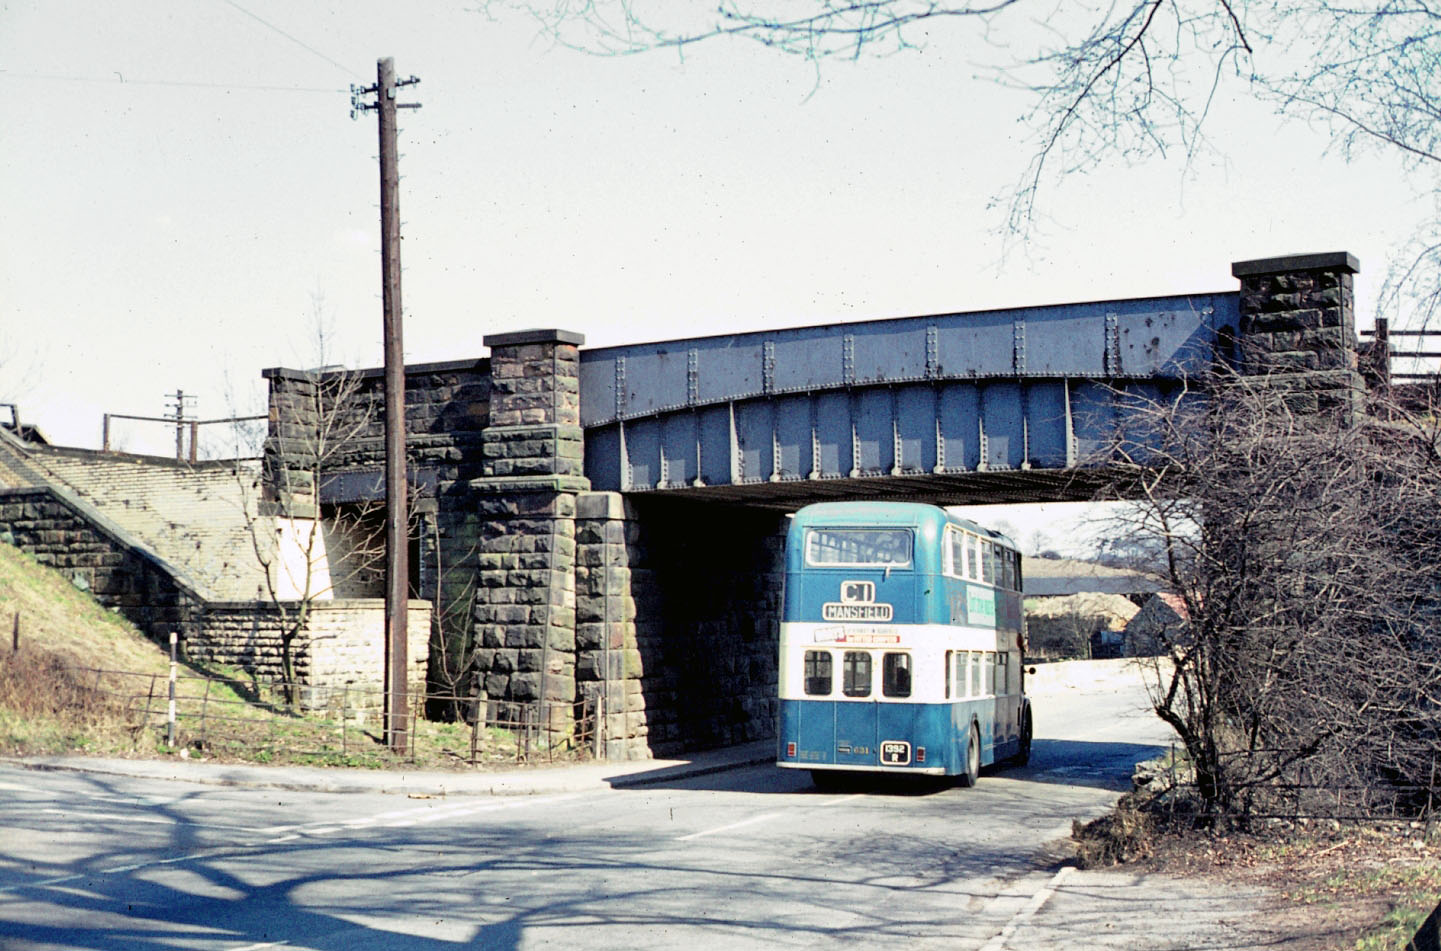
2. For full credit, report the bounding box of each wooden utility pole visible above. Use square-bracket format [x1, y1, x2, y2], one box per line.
[352, 58, 421, 754]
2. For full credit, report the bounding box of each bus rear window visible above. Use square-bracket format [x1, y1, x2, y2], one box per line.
[842, 651, 872, 697]
[882, 653, 912, 698]
[804, 650, 832, 696]
[806, 529, 912, 567]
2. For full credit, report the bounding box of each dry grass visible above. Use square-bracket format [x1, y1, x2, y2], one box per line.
[0, 542, 592, 770]
[0, 542, 174, 754]
[0, 543, 171, 674]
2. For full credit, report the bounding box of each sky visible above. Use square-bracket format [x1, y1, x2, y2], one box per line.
[1, 1, 1434, 553]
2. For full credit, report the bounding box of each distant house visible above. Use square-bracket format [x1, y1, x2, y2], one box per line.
[1124, 592, 1190, 657]
[1023, 591, 1140, 661]
[1022, 556, 1167, 599]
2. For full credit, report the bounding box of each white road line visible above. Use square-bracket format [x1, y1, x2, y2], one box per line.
[675, 792, 865, 841]
[0, 872, 86, 894]
[675, 811, 781, 841]
[229, 943, 290, 951]
[978, 865, 1073, 951]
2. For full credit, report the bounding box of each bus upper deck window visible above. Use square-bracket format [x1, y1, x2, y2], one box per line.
[842, 651, 872, 697]
[947, 529, 964, 577]
[804, 650, 833, 696]
[882, 652, 912, 698]
[982, 542, 996, 585]
[806, 528, 913, 568]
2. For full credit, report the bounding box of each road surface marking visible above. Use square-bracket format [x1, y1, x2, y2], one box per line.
[0, 872, 86, 894]
[675, 792, 865, 841]
[978, 865, 1073, 951]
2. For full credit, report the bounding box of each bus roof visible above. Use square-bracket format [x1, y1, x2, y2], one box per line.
[790, 501, 1018, 549]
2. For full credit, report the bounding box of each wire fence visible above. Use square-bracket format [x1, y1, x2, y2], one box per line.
[71, 664, 601, 768]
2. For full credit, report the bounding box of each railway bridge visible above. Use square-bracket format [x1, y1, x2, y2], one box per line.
[264, 251, 1364, 758]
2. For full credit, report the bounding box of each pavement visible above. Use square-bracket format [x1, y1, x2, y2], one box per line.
[2, 740, 1293, 950]
[3, 738, 781, 798]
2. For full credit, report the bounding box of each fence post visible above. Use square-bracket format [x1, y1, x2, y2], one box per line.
[11, 612, 17, 652]
[199, 677, 212, 750]
[166, 632, 177, 748]
[594, 693, 604, 760]
[470, 704, 479, 765]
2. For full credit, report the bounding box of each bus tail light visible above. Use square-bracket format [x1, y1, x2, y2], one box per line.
[786, 742, 796, 758]
[916, 747, 926, 763]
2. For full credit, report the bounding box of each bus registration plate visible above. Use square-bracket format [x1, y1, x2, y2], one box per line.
[880, 740, 911, 765]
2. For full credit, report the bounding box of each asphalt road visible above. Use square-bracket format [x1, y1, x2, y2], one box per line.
[0, 672, 1173, 951]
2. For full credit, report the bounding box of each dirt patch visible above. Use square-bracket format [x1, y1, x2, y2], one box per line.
[1118, 823, 1441, 950]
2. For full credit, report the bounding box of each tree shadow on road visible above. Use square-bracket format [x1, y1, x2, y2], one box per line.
[0, 766, 1081, 951]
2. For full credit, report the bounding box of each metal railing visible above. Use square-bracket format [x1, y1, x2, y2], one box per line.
[1361, 319, 1441, 383]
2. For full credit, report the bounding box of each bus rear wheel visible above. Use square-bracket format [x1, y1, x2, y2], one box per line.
[957, 725, 980, 788]
[1011, 709, 1033, 767]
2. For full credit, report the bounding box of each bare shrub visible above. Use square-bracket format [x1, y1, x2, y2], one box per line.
[1098, 371, 1441, 822]
[1074, 793, 1157, 867]
[0, 649, 130, 733]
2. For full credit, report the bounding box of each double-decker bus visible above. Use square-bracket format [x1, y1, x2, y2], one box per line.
[776, 501, 1031, 787]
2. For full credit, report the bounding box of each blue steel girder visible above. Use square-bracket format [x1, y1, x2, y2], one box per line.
[578, 292, 1237, 497]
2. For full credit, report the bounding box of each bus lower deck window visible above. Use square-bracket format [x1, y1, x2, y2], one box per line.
[804, 650, 833, 696]
[842, 651, 872, 697]
[882, 652, 912, 698]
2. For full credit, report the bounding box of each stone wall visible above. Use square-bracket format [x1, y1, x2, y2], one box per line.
[190, 599, 430, 702]
[0, 487, 203, 642]
[261, 359, 491, 516]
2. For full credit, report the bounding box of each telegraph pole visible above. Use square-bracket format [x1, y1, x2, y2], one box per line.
[351, 58, 421, 754]
[164, 390, 196, 461]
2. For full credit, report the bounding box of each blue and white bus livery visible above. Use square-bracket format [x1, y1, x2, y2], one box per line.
[776, 501, 1032, 788]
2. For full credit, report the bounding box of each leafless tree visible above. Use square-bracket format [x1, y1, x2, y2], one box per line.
[226, 302, 400, 707]
[422, 514, 484, 720]
[236, 361, 385, 705]
[513, 0, 1440, 324]
[1096, 370, 1441, 821]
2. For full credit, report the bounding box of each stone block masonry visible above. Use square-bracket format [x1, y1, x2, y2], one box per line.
[466, 330, 589, 740]
[1232, 252, 1364, 421]
[190, 600, 430, 706]
[0, 487, 204, 642]
[261, 359, 492, 517]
